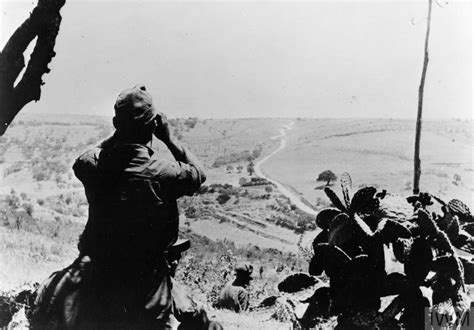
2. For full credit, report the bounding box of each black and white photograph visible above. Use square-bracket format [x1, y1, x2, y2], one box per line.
[0, 0, 472, 328]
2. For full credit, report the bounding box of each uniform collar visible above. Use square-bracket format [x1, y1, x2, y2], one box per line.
[117, 143, 154, 159]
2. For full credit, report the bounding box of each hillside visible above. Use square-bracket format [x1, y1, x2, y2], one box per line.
[263, 118, 473, 210]
[0, 115, 473, 328]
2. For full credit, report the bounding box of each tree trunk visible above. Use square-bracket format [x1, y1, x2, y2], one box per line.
[0, 0, 66, 136]
[413, 0, 433, 194]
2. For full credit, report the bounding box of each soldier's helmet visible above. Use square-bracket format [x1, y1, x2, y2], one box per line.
[114, 84, 158, 129]
[235, 264, 253, 279]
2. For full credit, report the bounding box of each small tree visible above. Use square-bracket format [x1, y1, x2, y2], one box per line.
[226, 165, 233, 173]
[22, 202, 34, 217]
[247, 160, 255, 176]
[6, 192, 20, 209]
[237, 165, 243, 173]
[316, 170, 337, 186]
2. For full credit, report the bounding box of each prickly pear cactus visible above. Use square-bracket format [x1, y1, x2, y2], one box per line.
[306, 177, 473, 329]
[448, 199, 473, 223]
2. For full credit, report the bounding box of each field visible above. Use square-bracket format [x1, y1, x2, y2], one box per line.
[0, 114, 472, 328]
[264, 118, 473, 210]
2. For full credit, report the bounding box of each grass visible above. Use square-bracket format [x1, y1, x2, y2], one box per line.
[0, 226, 77, 290]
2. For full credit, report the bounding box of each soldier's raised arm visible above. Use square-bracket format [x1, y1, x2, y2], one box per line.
[153, 112, 206, 197]
[154, 112, 207, 183]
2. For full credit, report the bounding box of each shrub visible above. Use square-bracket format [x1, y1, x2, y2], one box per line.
[216, 193, 231, 205]
[22, 203, 33, 217]
[184, 117, 198, 129]
[32, 167, 50, 181]
[6, 193, 20, 209]
[239, 177, 247, 186]
[185, 206, 198, 218]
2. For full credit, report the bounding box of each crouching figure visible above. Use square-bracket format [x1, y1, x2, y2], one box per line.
[217, 264, 253, 313]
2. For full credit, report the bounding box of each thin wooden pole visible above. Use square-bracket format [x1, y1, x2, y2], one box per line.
[413, 0, 433, 194]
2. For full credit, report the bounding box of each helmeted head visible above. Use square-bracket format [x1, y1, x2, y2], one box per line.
[112, 84, 158, 142]
[234, 263, 253, 287]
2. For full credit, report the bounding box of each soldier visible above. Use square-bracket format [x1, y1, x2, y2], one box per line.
[161, 239, 223, 330]
[31, 84, 214, 329]
[217, 264, 253, 312]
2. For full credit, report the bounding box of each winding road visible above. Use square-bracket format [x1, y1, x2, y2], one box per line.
[254, 122, 318, 216]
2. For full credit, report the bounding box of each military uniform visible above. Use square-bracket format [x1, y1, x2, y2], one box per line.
[217, 282, 250, 312]
[31, 85, 209, 329]
[73, 141, 204, 265]
[217, 264, 253, 313]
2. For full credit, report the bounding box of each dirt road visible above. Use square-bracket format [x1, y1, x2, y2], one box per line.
[255, 122, 318, 217]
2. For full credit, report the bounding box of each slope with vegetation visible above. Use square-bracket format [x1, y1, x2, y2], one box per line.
[0, 115, 472, 328]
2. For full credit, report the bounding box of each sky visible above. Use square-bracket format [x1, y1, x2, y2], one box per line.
[0, 0, 472, 119]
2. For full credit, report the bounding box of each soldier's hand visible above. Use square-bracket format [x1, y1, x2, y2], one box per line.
[154, 112, 171, 142]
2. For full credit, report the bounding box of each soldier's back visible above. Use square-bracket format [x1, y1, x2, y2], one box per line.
[217, 282, 249, 312]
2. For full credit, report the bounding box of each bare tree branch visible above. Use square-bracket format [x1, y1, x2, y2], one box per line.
[0, 0, 66, 136]
[435, 0, 447, 8]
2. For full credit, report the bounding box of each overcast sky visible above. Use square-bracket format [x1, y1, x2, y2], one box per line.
[1, 0, 472, 119]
